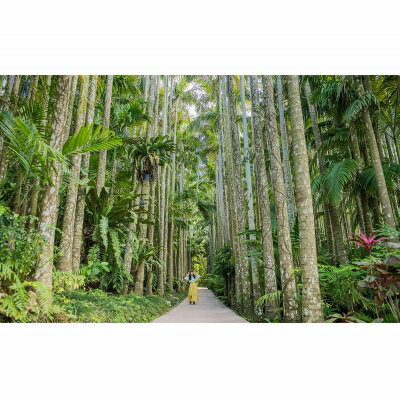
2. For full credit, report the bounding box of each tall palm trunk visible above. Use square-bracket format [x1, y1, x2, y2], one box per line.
[96, 75, 113, 195]
[226, 76, 252, 316]
[216, 77, 229, 246]
[286, 75, 323, 322]
[27, 75, 40, 101]
[239, 76, 261, 315]
[249, 76, 279, 319]
[356, 76, 396, 228]
[262, 75, 299, 321]
[167, 99, 179, 291]
[276, 75, 296, 227]
[124, 77, 149, 282]
[221, 76, 240, 308]
[304, 80, 348, 265]
[0, 76, 15, 181]
[35, 76, 72, 290]
[135, 76, 157, 295]
[58, 76, 89, 272]
[5, 76, 14, 101]
[72, 75, 98, 271]
[156, 75, 169, 295]
[11, 75, 21, 105]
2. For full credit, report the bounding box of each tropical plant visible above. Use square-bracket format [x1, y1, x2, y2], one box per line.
[357, 254, 400, 322]
[349, 231, 388, 254]
[0, 204, 59, 322]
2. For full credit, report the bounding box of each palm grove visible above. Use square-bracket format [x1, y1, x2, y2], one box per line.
[1, 75, 399, 323]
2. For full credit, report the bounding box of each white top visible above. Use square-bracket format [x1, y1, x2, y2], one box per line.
[184, 274, 200, 283]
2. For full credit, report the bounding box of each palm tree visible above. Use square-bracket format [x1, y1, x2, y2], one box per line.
[225, 76, 252, 316]
[72, 75, 99, 271]
[58, 75, 89, 272]
[303, 79, 348, 265]
[276, 75, 296, 227]
[286, 75, 323, 322]
[35, 76, 72, 290]
[249, 75, 279, 319]
[262, 75, 299, 321]
[355, 76, 396, 229]
[96, 75, 113, 195]
[239, 76, 261, 315]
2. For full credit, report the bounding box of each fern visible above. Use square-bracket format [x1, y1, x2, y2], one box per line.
[53, 270, 86, 292]
[110, 229, 122, 268]
[256, 290, 282, 307]
[100, 216, 109, 250]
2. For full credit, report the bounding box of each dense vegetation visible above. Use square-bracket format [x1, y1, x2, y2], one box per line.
[0, 75, 399, 323]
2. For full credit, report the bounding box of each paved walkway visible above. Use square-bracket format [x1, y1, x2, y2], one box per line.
[152, 287, 248, 323]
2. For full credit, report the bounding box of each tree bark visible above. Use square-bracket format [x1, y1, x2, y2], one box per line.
[96, 75, 113, 195]
[286, 75, 323, 322]
[304, 80, 348, 265]
[72, 75, 98, 270]
[35, 76, 72, 290]
[262, 75, 299, 321]
[11, 75, 21, 106]
[356, 76, 396, 228]
[226, 76, 252, 317]
[349, 121, 373, 235]
[276, 75, 296, 227]
[134, 76, 157, 295]
[220, 76, 242, 308]
[249, 76, 279, 320]
[27, 75, 40, 101]
[239, 75, 262, 316]
[58, 76, 89, 272]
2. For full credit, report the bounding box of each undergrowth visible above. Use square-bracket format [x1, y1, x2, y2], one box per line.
[54, 289, 186, 323]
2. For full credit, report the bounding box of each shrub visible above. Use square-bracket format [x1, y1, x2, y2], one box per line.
[0, 204, 59, 322]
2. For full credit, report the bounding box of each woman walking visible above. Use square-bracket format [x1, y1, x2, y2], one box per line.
[184, 270, 200, 304]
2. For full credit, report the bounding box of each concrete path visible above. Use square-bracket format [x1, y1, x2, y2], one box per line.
[152, 287, 248, 323]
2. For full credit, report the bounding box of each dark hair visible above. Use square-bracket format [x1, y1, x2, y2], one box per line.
[189, 271, 196, 280]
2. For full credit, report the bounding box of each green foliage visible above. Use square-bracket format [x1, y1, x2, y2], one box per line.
[0, 206, 59, 322]
[81, 257, 110, 283]
[202, 274, 225, 298]
[54, 289, 186, 323]
[0, 280, 58, 322]
[53, 270, 86, 293]
[0, 112, 66, 178]
[325, 311, 367, 323]
[0, 206, 42, 282]
[376, 222, 400, 240]
[128, 135, 176, 182]
[356, 162, 400, 196]
[318, 264, 375, 317]
[256, 290, 282, 308]
[62, 124, 122, 156]
[81, 244, 131, 294]
[213, 245, 234, 277]
[312, 159, 359, 205]
[357, 252, 400, 322]
[172, 278, 187, 293]
[343, 89, 379, 122]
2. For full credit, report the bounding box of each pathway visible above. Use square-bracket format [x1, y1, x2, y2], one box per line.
[152, 287, 248, 323]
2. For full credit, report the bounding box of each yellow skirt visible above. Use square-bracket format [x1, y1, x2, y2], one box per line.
[188, 282, 199, 303]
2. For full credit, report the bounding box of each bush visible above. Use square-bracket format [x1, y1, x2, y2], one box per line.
[54, 289, 187, 323]
[173, 278, 187, 293]
[0, 205, 59, 322]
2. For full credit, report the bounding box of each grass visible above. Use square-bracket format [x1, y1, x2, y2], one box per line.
[54, 289, 187, 323]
